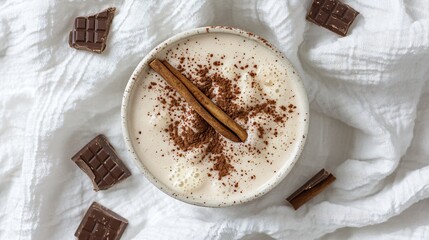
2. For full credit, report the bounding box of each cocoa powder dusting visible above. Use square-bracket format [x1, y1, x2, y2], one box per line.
[151, 55, 293, 183]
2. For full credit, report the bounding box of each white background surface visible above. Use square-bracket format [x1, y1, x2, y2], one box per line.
[1, 0, 429, 239]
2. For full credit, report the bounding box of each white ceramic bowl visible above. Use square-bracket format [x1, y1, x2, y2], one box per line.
[121, 26, 309, 207]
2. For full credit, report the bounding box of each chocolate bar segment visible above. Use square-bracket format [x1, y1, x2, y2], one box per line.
[75, 202, 128, 240]
[286, 169, 336, 210]
[71, 134, 131, 191]
[69, 7, 115, 53]
[306, 0, 359, 36]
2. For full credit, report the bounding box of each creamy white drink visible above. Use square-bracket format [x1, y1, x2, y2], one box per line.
[127, 30, 308, 206]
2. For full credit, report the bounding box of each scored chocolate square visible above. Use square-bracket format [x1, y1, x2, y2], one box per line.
[306, 0, 359, 36]
[75, 202, 128, 240]
[71, 134, 131, 191]
[69, 7, 115, 53]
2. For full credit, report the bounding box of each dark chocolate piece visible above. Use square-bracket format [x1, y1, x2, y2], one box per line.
[69, 7, 116, 53]
[75, 202, 128, 240]
[306, 0, 359, 36]
[71, 134, 131, 191]
[286, 169, 336, 210]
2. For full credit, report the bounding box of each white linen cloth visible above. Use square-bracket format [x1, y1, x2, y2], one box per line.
[1, 0, 429, 239]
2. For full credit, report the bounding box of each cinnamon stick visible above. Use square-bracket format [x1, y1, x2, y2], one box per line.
[162, 60, 248, 142]
[149, 59, 241, 142]
[286, 169, 336, 210]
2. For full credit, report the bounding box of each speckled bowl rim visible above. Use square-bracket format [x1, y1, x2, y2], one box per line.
[121, 26, 309, 208]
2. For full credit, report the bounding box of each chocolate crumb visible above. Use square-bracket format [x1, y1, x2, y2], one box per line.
[257, 126, 264, 138]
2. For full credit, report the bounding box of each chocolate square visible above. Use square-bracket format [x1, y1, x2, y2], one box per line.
[322, 0, 336, 11]
[306, 0, 359, 36]
[87, 17, 95, 30]
[75, 202, 128, 240]
[71, 134, 131, 191]
[95, 31, 105, 43]
[314, 10, 330, 24]
[96, 20, 107, 31]
[75, 18, 86, 29]
[86, 31, 95, 43]
[75, 30, 86, 42]
[69, 8, 115, 53]
[104, 158, 116, 170]
[332, 3, 347, 16]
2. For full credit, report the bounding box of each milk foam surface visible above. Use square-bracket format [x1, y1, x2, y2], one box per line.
[129, 32, 307, 206]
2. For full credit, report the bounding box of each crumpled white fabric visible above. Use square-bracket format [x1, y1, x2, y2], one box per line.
[1, 0, 429, 239]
